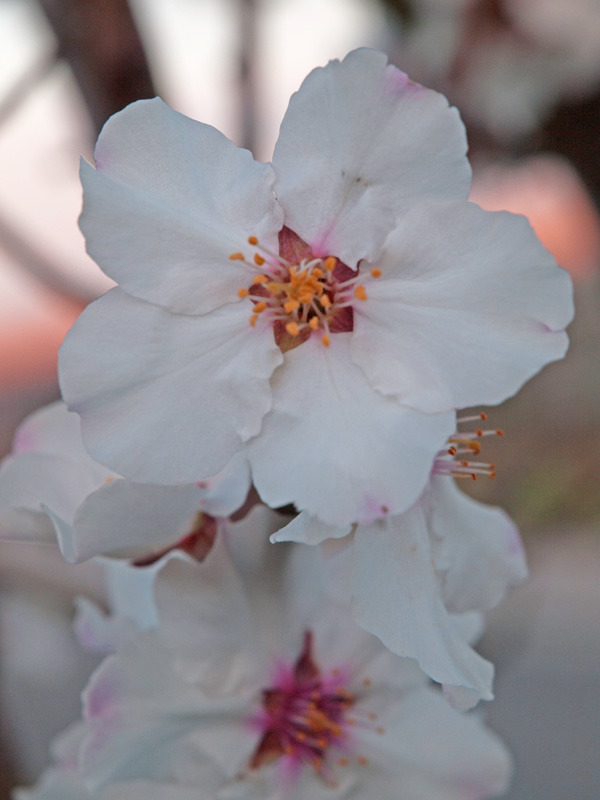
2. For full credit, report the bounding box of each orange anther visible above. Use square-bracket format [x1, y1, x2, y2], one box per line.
[321, 334, 331, 347]
[320, 295, 331, 308]
[324, 257, 336, 271]
[286, 322, 300, 336]
[370, 268, 382, 278]
[237, 288, 249, 298]
[254, 253, 265, 266]
[480, 412, 488, 420]
[448, 446, 457, 456]
[253, 301, 267, 314]
[229, 252, 245, 261]
[296, 731, 307, 742]
[284, 300, 300, 314]
[249, 314, 258, 327]
[309, 317, 319, 330]
[312, 268, 323, 278]
[471, 473, 478, 480]
[316, 737, 329, 749]
[338, 757, 349, 767]
[357, 756, 369, 766]
[248, 236, 259, 245]
[476, 428, 483, 437]
[496, 429, 504, 436]
[354, 285, 368, 301]
[376, 727, 386, 735]
[489, 472, 496, 479]
[253, 274, 268, 284]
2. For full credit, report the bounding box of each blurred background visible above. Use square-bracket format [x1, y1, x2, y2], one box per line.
[0, 0, 598, 797]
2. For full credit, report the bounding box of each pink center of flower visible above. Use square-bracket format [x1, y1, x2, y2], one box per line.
[250, 631, 381, 785]
[230, 227, 381, 353]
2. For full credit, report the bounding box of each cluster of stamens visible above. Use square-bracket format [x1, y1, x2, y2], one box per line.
[231, 236, 379, 348]
[433, 412, 504, 481]
[250, 632, 383, 786]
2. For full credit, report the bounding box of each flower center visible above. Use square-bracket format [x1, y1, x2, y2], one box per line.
[249, 631, 381, 785]
[131, 511, 217, 567]
[230, 228, 380, 353]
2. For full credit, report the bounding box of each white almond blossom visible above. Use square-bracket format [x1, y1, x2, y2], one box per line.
[0, 401, 251, 565]
[75, 505, 513, 800]
[58, 47, 572, 527]
[273, 416, 528, 709]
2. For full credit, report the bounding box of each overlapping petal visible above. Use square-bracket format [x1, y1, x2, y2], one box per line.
[351, 201, 574, 412]
[273, 49, 471, 267]
[248, 334, 454, 525]
[81, 99, 283, 315]
[352, 508, 494, 708]
[59, 288, 283, 482]
[427, 475, 528, 614]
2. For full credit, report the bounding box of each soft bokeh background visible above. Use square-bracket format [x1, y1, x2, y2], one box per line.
[0, 1, 598, 797]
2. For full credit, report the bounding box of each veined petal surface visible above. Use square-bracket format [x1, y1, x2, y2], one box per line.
[59, 288, 283, 483]
[247, 333, 454, 526]
[81, 98, 283, 315]
[273, 48, 470, 267]
[427, 475, 528, 614]
[352, 508, 494, 707]
[351, 201, 574, 413]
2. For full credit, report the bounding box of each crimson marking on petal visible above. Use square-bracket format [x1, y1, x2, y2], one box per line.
[131, 512, 218, 567]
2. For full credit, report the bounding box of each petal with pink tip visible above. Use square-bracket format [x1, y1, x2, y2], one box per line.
[81, 98, 283, 315]
[273, 48, 470, 267]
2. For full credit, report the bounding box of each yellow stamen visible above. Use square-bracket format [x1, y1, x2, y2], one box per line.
[249, 314, 258, 327]
[370, 268, 382, 278]
[254, 253, 265, 266]
[320, 295, 331, 308]
[354, 285, 368, 301]
[253, 274, 268, 284]
[324, 257, 336, 271]
[248, 236, 258, 245]
[237, 288, 249, 298]
[284, 300, 300, 314]
[286, 322, 300, 336]
[322, 334, 330, 347]
[309, 317, 319, 330]
[229, 252, 245, 261]
[253, 301, 267, 313]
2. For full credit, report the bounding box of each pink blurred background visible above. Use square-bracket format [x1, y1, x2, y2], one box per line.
[0, 1, 598, 797]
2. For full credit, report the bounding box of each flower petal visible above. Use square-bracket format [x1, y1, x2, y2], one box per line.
[81, 98, 283, 315]
[352, 508, 494, 707]
[59, 288, 283, 483]
[352, 201, 573, 412]
[427, 475, 528, 614]
[247, 333, 454, 526]
[270, 510, 352, 546]
[68, 459, 249, 563]
[367, 686, 512, 799]
[273, 48, 470, 267]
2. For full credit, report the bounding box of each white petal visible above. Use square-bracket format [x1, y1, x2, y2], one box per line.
[352, 509, 494, 706]
[10, 401, 85, 458]
[367, 686, 512, 798]
[59, 288, 282, 483]
[352, 201, 573, 412]
[81, 98, 283, 315]
[69, 479, 228, 563]
[80, 636, 251, 792]
[0, 454, 110, 534]
[73, 596, 138, 654]
[427, 475, 528, 614]
[153, 535, 263, 692]
[248, 333, 454, 526]
[270, 510, 352, 545]
[273, 48, 470, 267]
